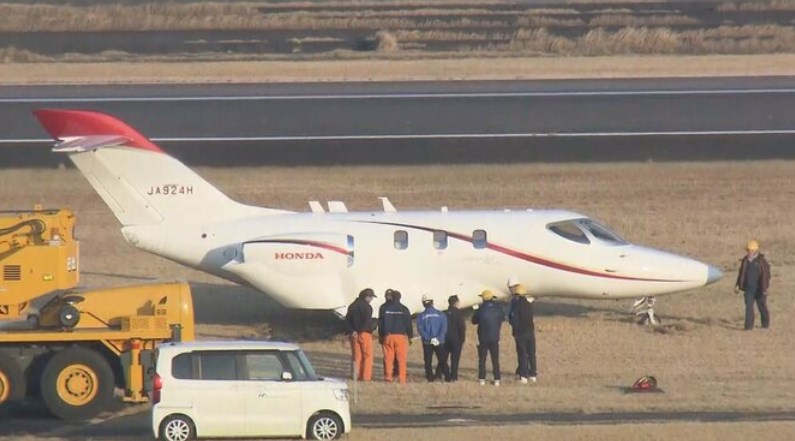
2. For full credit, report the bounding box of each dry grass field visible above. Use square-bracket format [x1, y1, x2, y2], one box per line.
[1, 161, 794, 441]
[2, 0, 795, 63]
[1, 54, 795, 84]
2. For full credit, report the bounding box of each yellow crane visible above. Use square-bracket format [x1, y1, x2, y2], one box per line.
[0, 207, 195, 421]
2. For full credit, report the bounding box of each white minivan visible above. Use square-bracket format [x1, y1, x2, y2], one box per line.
[151, 341, 351, 441]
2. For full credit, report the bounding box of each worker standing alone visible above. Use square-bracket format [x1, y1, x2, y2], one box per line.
[379, 290, 413, 383]
[472, 289, 504, 386]
[735, 240, 772, 330]
[417, 295, 449, 382]
[509, 284, 537, 383]
[345, 288, 377, 381]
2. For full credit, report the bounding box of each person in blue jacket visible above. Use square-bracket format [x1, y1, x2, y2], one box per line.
[417, 295, 449, 382]
[472, 289, 505, 386]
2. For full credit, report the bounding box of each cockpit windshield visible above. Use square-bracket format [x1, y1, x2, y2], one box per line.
[578, 219, 628, 245]
[546, 219, 628, 246]
[547, 221, 590, 244]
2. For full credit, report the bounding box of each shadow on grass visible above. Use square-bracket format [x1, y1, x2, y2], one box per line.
[190, 282, 345, 342]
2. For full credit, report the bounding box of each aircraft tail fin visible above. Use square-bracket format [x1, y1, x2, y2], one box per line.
[34, 109, 286, 226]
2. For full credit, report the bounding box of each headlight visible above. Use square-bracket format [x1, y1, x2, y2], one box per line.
[333, 389, 349, 401]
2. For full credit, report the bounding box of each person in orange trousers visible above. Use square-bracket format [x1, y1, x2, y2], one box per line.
[378, 290, 413, 384]
[345, 288, 377, 381]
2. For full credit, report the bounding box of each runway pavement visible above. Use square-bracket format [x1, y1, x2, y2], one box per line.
[3, 403, 795, 440]
[1, 77, 795, 166]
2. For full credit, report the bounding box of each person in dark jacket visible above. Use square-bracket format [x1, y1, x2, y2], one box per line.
[378, 290, 413, 383]
[417, 295, 449, 382]
[735, 240, 772, 330]
[345, 288, 377, 381]
[379, 289, 401, 377]
[443, 295, 466, 382]
[509, 284, 537, 383]
[506, 276, 522, 377]
[472, 289, 504, 386]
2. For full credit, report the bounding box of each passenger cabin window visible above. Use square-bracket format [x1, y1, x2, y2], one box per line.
[394, 230, 408, 250]
[198, 352, 237, 381]
[472, 230, 487, 249]
[579, 219, 627, 245]
[244, 352, 284, 381]
[547, 221, 590, 244]
[433, 231, 448, 250]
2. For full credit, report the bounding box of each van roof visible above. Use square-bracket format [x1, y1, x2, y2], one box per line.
[158, 340, 301, 353]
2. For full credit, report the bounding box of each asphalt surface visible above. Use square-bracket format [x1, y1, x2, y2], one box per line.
[3, 403, 795, 439]
[1, 77, 795, 166]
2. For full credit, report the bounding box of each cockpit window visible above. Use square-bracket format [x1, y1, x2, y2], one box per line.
[547, 221, 590, 244]
[578, 219, 627, 245]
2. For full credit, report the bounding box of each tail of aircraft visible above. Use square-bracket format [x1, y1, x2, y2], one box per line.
[34, 109, 286, 227]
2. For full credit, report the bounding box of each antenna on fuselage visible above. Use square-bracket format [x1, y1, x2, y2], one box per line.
[309, 201, 325, 213]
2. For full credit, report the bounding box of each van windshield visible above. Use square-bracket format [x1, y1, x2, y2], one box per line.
[290, 350, 319, 381]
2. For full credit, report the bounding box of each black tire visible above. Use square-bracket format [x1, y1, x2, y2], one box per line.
[307, 412, 343, 440]
[40, 347, 114, 421]
[159, 414, 196, 441]
[0, 353, 26, 404]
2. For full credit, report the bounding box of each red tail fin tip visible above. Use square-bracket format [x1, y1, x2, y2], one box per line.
[33, 109, 163, 153]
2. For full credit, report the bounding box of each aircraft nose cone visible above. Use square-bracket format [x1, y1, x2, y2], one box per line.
[706, 265, 723, 285]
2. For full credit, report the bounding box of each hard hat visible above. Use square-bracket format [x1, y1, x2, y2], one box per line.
[513, 284, 528, 295]
[507, 275, 520, 288]
[746, 240, 759, 251]
[479, 289, 495, 301]
[421, 294, 433, 304]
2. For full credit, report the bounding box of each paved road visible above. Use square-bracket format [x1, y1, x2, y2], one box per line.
[2, 77, 795, 166]
[3, 403, 795, 439]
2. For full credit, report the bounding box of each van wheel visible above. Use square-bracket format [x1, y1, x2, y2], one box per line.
[0, 353, 26, 404]
[160, 414, 195, 441]
[307, 412, 343, 440]
[40, 347, 114, 421]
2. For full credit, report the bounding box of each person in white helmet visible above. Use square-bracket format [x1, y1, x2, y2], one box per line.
[417, 295, 449, 382]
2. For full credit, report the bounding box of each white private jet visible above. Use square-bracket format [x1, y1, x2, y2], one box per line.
[34, 109, 722, 321]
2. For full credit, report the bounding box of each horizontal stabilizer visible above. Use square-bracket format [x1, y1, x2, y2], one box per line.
[52, 135, 131, 153]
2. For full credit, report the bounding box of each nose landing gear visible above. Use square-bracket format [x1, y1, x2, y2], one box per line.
[631, 297, 660, 325]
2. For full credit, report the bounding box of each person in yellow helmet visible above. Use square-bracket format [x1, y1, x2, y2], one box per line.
[472, 289, 505, 386]
[735, 240, 771, 330]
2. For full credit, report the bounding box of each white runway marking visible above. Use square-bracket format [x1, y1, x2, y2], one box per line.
[3, 88, 795, 103]
[3, 129, 795, 144]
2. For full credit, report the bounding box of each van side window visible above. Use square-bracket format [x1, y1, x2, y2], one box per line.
[433, 230, 448, 250]
[394, 230, 408, 250]
[244, 353, 285, 381]
[172, 353, 193, 379]
[199, 352, 237, 381]
[472, 229, 487, 249]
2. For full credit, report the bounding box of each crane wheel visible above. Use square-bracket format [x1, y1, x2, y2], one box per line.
[40, 348, 114, 421]
[0, 353, 26, 404]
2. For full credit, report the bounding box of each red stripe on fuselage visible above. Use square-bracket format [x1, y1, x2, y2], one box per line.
[248, 239, 350, 256]
[360, 220, 683, 283]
